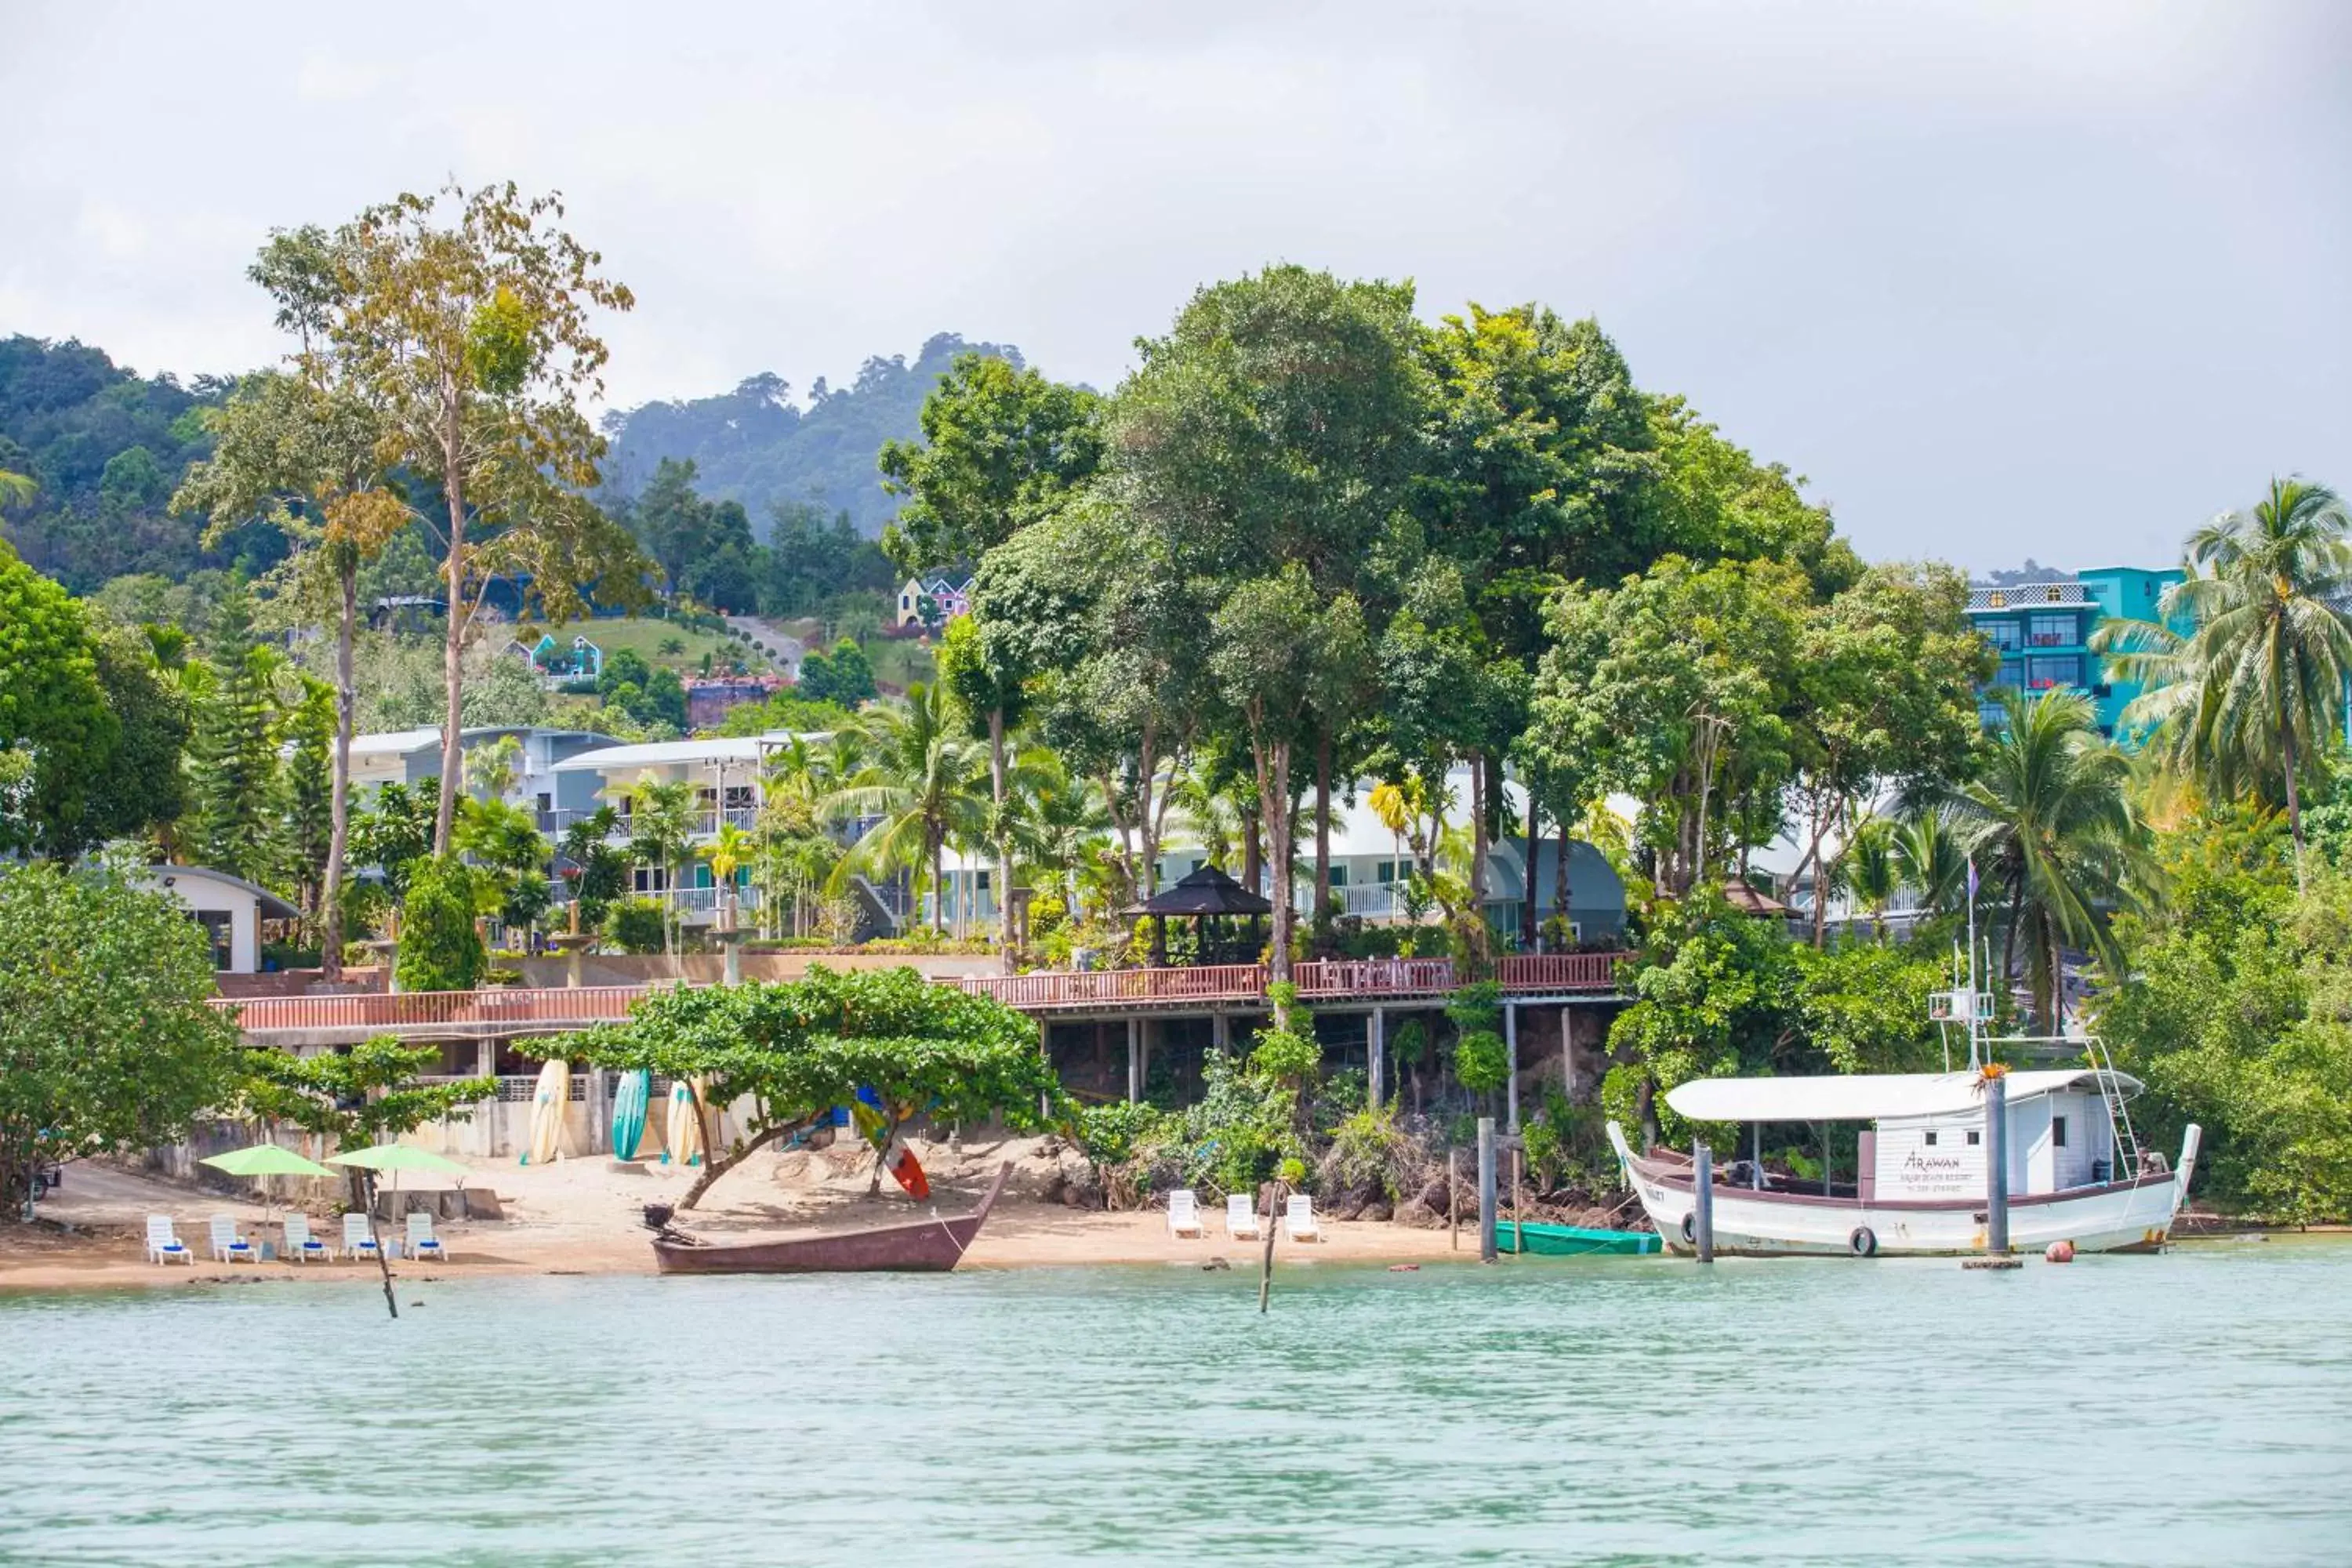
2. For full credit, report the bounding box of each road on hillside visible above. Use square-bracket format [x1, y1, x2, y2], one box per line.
[725, 615, 808, 679]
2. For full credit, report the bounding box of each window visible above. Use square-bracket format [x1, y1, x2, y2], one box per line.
[976, 871, 990, 893]
[1376, 859, 1399, 884]
[633, 866, 669, 894]
[193, 910, 233, 971]
[1983, 619, 2022, 652]
[1966, 1130, 1980, 1146]
[1997, 659, 2026, 691]
[2053, 1116, 2068, 1149]
[2027, 612, 2076, 647]
[1924, 1131, 1938, 1147]
[723, 785, 755, 811]
[1328, 865, 1349, 887]
[535, 792, 553, 814]
[2026, 655, 2083, 691]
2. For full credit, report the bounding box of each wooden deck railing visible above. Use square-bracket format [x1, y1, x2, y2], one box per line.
[216, 955, 1632, 1033]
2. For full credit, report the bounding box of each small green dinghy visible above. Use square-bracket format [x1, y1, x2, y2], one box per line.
[1494, 1221, 1661, 1257]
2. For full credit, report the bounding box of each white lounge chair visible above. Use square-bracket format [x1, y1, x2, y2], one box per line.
[1225, 1192, 1263, 1240]
[282, 1214, 331, 1263]
[1284, 1194, 1321, 1242]
[145, 1215, 194, 1265]
[209, 1215, 257, 1265]
[1166, 1189, 1203, 1238]
[405, 1210, 448, 1262]
[343, 1212, 382, 1260]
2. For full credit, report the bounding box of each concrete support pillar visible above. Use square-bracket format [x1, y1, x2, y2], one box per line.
[1369, 1006, 1385, 1112]
[1038, 1018, 1052, 1121]
[1561, 1006, 1575, 1101]
[1127, 1016, 1142, 1104]
[1505, 1004, 1520, 1132]
[1213, 1011, 1230, 1051]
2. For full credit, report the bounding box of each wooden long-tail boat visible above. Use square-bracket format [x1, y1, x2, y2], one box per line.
[646, 1160, 1011, 1276]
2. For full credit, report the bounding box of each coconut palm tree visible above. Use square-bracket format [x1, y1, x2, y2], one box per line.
[700, 822, 755, 932]
[1889, 807, 1968, 918]
[1934, 688, 2148, 1033]
[1840, 815, 1899, 942]
[824, 684, 988, 935]
[2096, 477, 2352, 887]
[1011, 761, 1115, 917]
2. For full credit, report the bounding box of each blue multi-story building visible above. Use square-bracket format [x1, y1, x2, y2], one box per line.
[1966, 566, 2187, 737]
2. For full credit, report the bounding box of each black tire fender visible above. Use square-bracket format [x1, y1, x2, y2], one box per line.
[1849, 1225, 1878, 1258]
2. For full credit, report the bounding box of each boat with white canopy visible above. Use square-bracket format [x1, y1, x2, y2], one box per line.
[1606, 942, 2200, 1257]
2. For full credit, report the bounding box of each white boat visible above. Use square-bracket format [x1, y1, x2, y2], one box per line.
[1608, 1069, 2199, 1257]
[1607, 944, 2201, 1258]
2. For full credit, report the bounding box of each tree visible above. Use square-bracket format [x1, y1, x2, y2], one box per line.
[550, 965, 1065, 1208]
[0, 538, 116, 858]
[827, 684, 987, 935]
[622, 779, 699, 956]
[182, 577, 281, 884]
[350, 779, 435, 897]
[78, 624, 191, 851]
[278, 183, 647, 854]
[883, 361, 1102, 968]
[455, 797, 554, 938]
[278, 677, 336, 934]
[0, 863, 241, 1212]
[2098, 477, 2352, 887]
[240, 1036, 496, 1154]
[172, 353, 409, 982]
[558, 804, 628, 931]
[701, 821, 754, 931]
[797, 639, 874, 707]
[1934, 688, 2147, 1033]
[394, 854, 486, 992]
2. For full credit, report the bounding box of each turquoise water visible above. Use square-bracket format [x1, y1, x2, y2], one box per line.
[3, 1242, 2349, 1566]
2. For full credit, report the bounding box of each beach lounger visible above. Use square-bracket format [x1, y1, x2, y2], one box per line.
[209, 1215, 257, 1264]
[1166, 1189, 1203, 1238]
[405, 1210, 448, 1262]
[145, 1215, 194, 1265]
[1225, 1193, 1262, 1240]
[1284, 1194, 1321, 1242]
[342, 1212, 382, 1260]
[281, 1214, 331, 1263]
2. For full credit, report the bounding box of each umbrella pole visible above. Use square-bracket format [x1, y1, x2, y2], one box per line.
[362, 1173, 398, 1320]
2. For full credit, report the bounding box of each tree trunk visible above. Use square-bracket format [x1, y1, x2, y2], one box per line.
[992, 706, 1014, 973]
[2001, 868, 2025, 1007]
[1312, 730, 1333, 942]
[432, 402, 466, 857]
[1241, 797, 1263, 896]
[322, 550, 358, 982]
[931, 829, 947, 936]
[1554, 815, 1573, 941]
[1261, 736, 1295, 1025]
[1469, 750, 1490, 924]
[2282, 715, 2307, 891]
[677, 1115, 808, 1210]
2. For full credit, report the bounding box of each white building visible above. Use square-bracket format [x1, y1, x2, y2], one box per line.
[347, 725, 622, 830]
[549, 733, 811, 922]
[133, 865, 299, 974]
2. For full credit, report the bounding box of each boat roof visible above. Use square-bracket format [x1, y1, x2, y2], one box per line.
[1664, 1069, 2140, 1123]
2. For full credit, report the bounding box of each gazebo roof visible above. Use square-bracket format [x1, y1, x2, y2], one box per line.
[1135, 864, 1273, 918]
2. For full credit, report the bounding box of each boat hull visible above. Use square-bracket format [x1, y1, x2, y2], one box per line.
[1494, 1222, 1661, 1257]
[1609, 1127, 2186, 1258]
[651, 1161, 1010, 1275]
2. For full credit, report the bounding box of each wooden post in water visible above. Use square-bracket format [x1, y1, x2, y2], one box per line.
[1477, 1116, 1498, 1264]
[363, 1171, 398, 1319]
[1512, 1146, 1525, 1255]
[1693, 1142, 1715, 1264]
[1448, 1149, 1460, 1251]
[1258, 1178, 1284, 1314]
[1984, 1071, 2010, 1255]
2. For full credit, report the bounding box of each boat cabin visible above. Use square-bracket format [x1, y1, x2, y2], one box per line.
[1668, 1069, 2141, 1200]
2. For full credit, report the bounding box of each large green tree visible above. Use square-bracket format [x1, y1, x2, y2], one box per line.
[552, 965, 1065, 1208]
[240, 1036, 497, 1154]
[182, 578, 282, 884]
[0, 864, 242, 1212]
[0, 539, 117, 857]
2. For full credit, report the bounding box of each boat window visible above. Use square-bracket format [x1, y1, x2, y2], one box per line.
[1923, 1131, 1937, 1147]
[1966, 1130, 1980, 1145]
[2053, 1116, 2068, 1149]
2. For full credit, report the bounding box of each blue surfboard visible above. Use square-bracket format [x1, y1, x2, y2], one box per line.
[612, 1069, 651, 1161]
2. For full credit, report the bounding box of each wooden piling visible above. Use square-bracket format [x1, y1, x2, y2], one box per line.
[1984, 1070, 2010, 1255]
[1693, 1141, 1715, 1263]
[1477, 1116, 1498, 1264]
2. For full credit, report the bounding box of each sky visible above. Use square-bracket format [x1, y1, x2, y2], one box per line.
[4, 0, 2345, 571]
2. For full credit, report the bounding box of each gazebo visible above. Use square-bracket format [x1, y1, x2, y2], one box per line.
[1135, 865, 1272, 967]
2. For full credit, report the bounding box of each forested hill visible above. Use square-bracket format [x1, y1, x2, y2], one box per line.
[600, 332, 1025, 535]
[0, 336, 288, 593]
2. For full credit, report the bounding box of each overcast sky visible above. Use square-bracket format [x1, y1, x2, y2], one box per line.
[5, 1, 2344, 570]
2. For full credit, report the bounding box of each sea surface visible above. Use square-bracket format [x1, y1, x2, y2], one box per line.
[2, 1239, 2348, 1566]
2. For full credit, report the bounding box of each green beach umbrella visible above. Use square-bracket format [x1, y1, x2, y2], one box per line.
[200, 1144, 336, 1179]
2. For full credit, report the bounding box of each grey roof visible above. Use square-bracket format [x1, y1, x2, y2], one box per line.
[143, 865, 301, 920]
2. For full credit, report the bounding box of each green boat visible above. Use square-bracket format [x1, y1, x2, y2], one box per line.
[1494, 1221, 1661, 1257]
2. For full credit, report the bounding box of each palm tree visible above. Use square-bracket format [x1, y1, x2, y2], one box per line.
[701, 822, 755, 932]
[622, 779, 699, 956]
[1010, 760, 1114, 919]
[824, 684, 988, 935]
[1840, 815, 1899, 942]
[1890, 808, 1968, 918]
[1935, 688, 2148, 1033]
[0, 469, 35, 511]
[2096, 477, 2352, 887]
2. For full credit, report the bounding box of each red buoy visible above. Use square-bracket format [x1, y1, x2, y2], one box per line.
[2045, 1240, 2076, 1263]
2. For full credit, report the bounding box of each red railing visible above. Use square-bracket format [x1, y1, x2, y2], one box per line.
[217, 956, 1632, 1033]
[211, 985, 650, 1033]
[1495, 951, 1629, 992]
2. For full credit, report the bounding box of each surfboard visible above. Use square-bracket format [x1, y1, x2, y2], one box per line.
[666, 1079, 706, 1168]
[611, 1069, 651, 1161]
[524, 1058, 569, 1166]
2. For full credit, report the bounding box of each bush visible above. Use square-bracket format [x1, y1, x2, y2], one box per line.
[394, 856, 485, 993]
[607, 898, 668, 955]
[1453, 1029, 1509, 1096]
[1076, 1101, 1165, 1170]
[1317, 1103, 1423, 1211]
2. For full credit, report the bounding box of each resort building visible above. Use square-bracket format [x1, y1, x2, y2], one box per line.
[548, 732, 806, 923]
[347, 726, 623, 828]
[1966, 566, 2186, 736]
[895, 574, 974, 628]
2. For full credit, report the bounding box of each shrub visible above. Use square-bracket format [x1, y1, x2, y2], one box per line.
[394, 855, 485, 993]
[606, 898, 668, 955]
[1453, 1029, 1509, 1096]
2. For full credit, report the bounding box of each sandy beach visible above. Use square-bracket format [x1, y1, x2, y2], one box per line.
[0, 1139, 1481, 1292]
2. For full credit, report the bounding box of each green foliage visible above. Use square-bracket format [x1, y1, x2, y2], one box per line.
[606, 898, 668, 954]
[1250, 1023, 1323, 1087]
[239, 1036, 495, 1149]
[394, 855, 485, 992]
[0, 537, 117, 856]
[1451, 1030, 1509, 1096]
[1790, 942, 1946, 1075]
[1076, 1099, 1167, 1170]
[877, 350, 1103, 574]
[351, 779, 434, 896]
[0, 863, 243, 1210]
[798, 638, 876, 707]
[183, 576, 281, 883]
